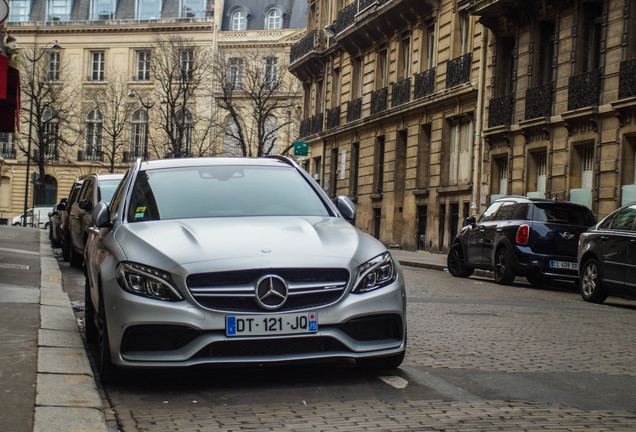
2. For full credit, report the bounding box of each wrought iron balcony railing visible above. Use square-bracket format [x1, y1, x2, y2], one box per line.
[414, 68, 435, 99]
[568, 69, 601, 111]
[371, 87, 388, 115]
[78, 150, 104, 162]
[619, 59, 636, 100]
[1, 148, 16, 159]
[347, 97, 362, 123]
[525, 83, 553, 120]
[326, 106, 341, 130]
[488, 93, 514, 128]
[335, 2, 357, 34]
[359, 0, 376, 10]
[310, 113, 324, 135]
[392, 77, 411, 107]
[290, 30, 326, 64]
[446, 53, 472, 88]
[299, 118, 311, 138]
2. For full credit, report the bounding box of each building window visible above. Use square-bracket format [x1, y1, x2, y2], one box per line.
[581, 146, 594, 189]
[48, 52, 60, 81]
[424, 24, 436, 70]
[92, 0, 115, 20]
[0, 133, 14, 158]
[130, 109, 147, 158]
[85, 109, 103, 161]
[376, 48, 388, 89]
[48, 0, 71, 21]
[8, 0, 31, 22]
[352, 56, 362, 98]
[536, 152, 546, 194]
[534, 21, 555, 87]
[138, 0, 161, 20]
[224, 117, 242, 156]
[448, 118, 473, 186]
[90, 51, 105, 81]
[374, 135, 385, 194]
[175, 109, 193, 156]
[459, 13, 470, 56]
[265, 7, 283, 30]
[136, 51, 150, 81]
[398, 36, 411, 80]
[350, 142, 359, 197]
[181, 0, 204, 18]
[231, 9, 247, 31]
[579, 2, 603, 73]
[316, 79, 324, 115]
[228, 58, 243, 89]
[492, 157, 508, 196]
[331, 66, 340, 108]
[43, 108, 59, 160]
[263, 57, 278, 90]
[495, 36, 515, 97]
[179, 49, 194, 81]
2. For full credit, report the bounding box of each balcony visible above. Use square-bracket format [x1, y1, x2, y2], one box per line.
[299, 118, 311, 139]
[391, 78, 411, 108]
[310, 113, 324, 136]
[488, 93, 514, 128]
[333, 0, 435, 54]
[1, 148, 16, 159]
[289, 30, 327, 81]
[347, 97, 362, 123]
[446, 53, 472, 88]
[371, 87, 388, 115]
[414, 68, 436, 99]
[619, 59, 636, 100]
[568, 69, 601, 111]
[78, 150, 103, 162]
[459, 0, 535, 33]
[525, 83, 552, 120]
[326, 106, 341, 130]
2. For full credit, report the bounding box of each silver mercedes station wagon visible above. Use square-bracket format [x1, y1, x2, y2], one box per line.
[84, 156, 406, 382]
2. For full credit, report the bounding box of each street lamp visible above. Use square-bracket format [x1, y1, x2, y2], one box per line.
[128, 90, 155, 160]
[22, 39, 62, 227]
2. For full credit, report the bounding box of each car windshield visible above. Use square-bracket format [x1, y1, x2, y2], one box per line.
[99, 179, 123, 204]
[533, 203, 595, 227]
[127, 165, 331, 222]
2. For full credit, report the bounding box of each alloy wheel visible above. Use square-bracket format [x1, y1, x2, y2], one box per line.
[581, 262, 597, 297]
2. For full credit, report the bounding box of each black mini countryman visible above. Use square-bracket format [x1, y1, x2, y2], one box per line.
[447, 197, 596, 285]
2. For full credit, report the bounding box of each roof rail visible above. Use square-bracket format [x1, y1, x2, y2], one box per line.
[264, 155, 297, 167]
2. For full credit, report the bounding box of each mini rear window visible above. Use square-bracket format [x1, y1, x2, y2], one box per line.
[532, 203, 595, 227]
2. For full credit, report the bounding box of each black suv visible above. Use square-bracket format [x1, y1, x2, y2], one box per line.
[448, 197, 595, 285]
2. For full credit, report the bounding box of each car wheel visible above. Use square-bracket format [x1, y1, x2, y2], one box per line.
[494, 247, 515, 285]
[356, 351, 405, 369]
[580, 258, 608, 304]
[84, 278, 98, 344]
[97, 289, 118, 384]
[62, 236, 71, 261]
[447, 244, 474, 278]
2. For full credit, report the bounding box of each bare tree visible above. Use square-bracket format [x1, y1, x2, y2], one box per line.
[150, 35, 214, 158]
[85, 71, 136, 172]
[213, 49, 302, 158]
[17, 48, 79, 205]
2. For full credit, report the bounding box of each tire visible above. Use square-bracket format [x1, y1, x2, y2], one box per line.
[62, 235, 71, 262]
[97, 289, 118, 384]
[580, 258, 608, 304]
[70, 246, 83, 268]
[447, 244, 474, 278]
[84, 278, 98, 344]
[493, 247, 515, 285]
[525, 271, 545, 288]
[356, 351, 405, 370]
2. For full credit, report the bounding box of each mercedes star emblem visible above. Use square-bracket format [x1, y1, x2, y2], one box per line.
[255, 275, 288, 310]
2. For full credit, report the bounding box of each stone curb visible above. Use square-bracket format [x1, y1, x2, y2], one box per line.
[34, 231, 109, 432]
[398, 259, 493, 279]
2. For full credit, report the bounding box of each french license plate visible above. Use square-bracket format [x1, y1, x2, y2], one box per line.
[226, 312, 318, 336]
[550, 260, 578, 270]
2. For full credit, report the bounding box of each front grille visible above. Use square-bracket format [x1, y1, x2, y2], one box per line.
[335, 315, 403, 342]
[186, 268, 350, 312]
[121, 325, 202, 353]
[194, 336, 349, 358]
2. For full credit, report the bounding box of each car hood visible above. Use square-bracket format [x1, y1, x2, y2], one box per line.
[114, 216, 386, 272]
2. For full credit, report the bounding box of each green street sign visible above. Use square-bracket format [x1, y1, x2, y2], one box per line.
[293, 141, 308, 156]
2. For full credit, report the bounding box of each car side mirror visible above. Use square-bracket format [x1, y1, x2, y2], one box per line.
[57, 202, 66, 211]
[465, 216, 476, 226]
[92, 201, 111, 228]
[336, 195, 356, 222]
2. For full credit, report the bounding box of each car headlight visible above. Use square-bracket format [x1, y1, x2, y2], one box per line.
[117, 262, 183, 302]
[352, 252, 396, 294]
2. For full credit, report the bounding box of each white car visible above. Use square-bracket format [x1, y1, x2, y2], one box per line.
[12, 205, 54, 228]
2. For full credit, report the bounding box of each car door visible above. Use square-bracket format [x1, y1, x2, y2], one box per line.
[625, 215, 636, 296]
[70, 180, 92, 251]
[465, 202, 502, 266]
[600, 205, 636, 290]
[483, 201, 516, 265]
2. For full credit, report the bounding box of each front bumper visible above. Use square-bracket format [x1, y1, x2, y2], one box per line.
[102, 274, 407, 368]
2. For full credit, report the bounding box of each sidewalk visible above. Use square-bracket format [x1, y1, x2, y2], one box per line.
[20, 230, 459, 432]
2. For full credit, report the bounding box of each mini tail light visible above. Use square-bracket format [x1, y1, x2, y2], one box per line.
[516, 224, 529, 245]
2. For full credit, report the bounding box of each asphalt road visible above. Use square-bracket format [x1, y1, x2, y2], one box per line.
[57, 254, 636, 432]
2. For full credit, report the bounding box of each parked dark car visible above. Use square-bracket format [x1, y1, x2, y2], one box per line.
[61, 179, 85, 262]
[49, 199, 67, 248]
[448, 196, 596, 285]
[67, 173, 124, 266]
[578, 202, 636, 303]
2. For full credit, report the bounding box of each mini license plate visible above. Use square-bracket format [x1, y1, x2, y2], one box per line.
[226, 312, 318, 337]
[549, 260, 578, 270]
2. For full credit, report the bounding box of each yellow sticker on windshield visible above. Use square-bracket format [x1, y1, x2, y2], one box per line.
[135, 206, 146, 219]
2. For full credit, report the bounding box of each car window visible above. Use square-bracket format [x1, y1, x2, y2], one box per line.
[511, 203, 530, 220]
[479, 202, 503, 222]
[79, 180, 93, 202]
[533, 203, 595, 227]
[609, 205, 636, 231]
[597, 212, 616, 230]
[98, 178, 123, 204]
[109, 171, 130, 221]
[127, 165, 332, 222]
[494, 202, 515, 221]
